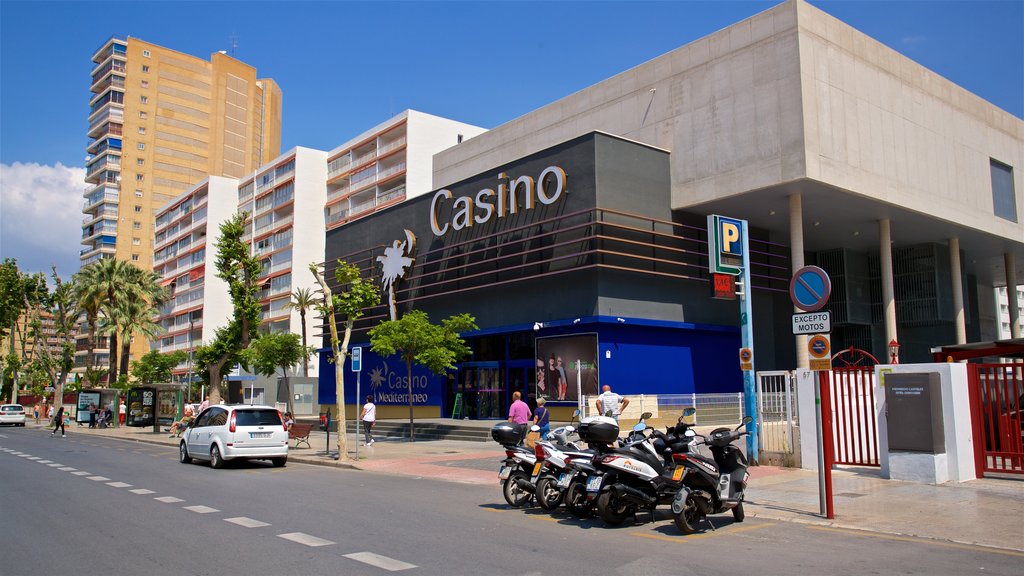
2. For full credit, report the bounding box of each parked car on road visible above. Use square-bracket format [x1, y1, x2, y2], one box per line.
[0, 404, 26, 426]
[178, 404, 288, 469]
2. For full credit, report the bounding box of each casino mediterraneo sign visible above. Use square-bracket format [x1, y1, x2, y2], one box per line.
[430, 166, 567, 236]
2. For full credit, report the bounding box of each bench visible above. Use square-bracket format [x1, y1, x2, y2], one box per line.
[289, 423, 313, 449]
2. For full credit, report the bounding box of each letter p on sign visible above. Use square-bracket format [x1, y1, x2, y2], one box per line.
[720, 219, 742, 256]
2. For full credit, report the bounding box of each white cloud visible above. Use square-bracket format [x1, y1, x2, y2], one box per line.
[0, 162, 87, 277]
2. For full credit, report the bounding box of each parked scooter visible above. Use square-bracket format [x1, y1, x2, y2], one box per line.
[531, 410, 589, 511]
[492, 422, 538, 507]
[591, 409, 698, 526]
[670, 416, 752, 534]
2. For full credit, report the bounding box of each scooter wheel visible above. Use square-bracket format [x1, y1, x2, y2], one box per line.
[596, 491, 632, 526]
[535, 476, 563, 511]
[732, 501, 745, 522]
[502, 471, 532, 508]
[673, 492, 702, 535]
[564, 480, 593, 518]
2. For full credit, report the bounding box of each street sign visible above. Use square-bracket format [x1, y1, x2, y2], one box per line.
[707, 215, 744, 276]
[808, 334, 832, 371]
[789, 266, 832, 312]
[712, 273, 736, 300]
[739, 348, 753, 371]
[351, 346, 362, 372]
[792, 311, 832, 335]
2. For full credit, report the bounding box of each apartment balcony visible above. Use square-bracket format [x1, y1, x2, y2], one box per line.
[325, 208, 349, 227]
[88, 109, 123, 138]
[82, 224, 118, 243]
[87, 99, 123, 125]
[82, 208, 119, 226]
[252, 214, 293, 238]
[377, 185, 406, 205]
[86, 160, 120, 183]
[91, 36, 127, 64]
[376, 136, 407, 158]
[79, 243, 117, 260]
[327, 156, 353, 182]
[89, 84, 125, 109]
[90, 67, 125, 93]
[83, 190, 119, 211]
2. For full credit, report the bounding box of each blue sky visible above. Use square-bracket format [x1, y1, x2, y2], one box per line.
[1, 0, 1022, 276]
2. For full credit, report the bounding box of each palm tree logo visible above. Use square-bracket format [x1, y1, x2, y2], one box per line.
[369, 362, 387, 392]
[377, 229, 416, 321]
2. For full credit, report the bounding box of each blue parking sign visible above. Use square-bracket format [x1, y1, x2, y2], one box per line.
[351, 346, 362, 372]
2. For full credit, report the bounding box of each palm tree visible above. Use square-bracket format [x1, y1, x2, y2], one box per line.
[284, 287, 315, 377]
[85, 258, 132, 382]
[73, 263, 109, 386]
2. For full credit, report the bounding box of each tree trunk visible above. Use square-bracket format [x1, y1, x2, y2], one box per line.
[119, 338, 131, 379]
[208, 357, 227, 405]
[406, 358, 414, 442]
[282, 368, 294, 418]
[87, 318, 97, 385]
[108, 332, 118, 387]
[300, 309, 308, 378]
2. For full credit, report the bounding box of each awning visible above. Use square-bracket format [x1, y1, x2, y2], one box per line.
[930, 338, 1024, 362]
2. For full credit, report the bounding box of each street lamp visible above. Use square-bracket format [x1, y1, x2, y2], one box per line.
[888, 339, 901, 364]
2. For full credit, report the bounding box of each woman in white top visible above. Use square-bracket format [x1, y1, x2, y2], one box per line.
[360, 395, 376, 446]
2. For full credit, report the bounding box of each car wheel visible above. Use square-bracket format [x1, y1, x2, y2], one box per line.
[271, 457, 287, 468]
[210, 445, 225, 469]
[179, 442, 192, 464]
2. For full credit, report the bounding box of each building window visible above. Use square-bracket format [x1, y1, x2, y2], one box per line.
[138, 127, 146, 134]
[137, 143, 145, 150]
[135, 174, 144, 182]
[134, 205, 142, 213]
[991, 159, 1017, 222]
[139, 111, 147, 119]
[132, 238, 141, 246]
[133, 221, 141, 230]
[142, 65, 150, 73]
[136, 158, 144, 166]
[142, 50, 151, 58]
[141, 80, 149, 89]
[135, 190, 143, 198]
[132, 254, 140, 261]
[457, 134, 464, 144]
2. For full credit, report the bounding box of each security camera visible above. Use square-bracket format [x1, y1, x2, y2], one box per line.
[533, 322, 543, 331]
[573, 318, 581, 324]
[616, 317, 625, 323]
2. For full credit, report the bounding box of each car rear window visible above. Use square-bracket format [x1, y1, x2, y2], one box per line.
[234, 409, 281, 426]
[1, 406, 23, 413]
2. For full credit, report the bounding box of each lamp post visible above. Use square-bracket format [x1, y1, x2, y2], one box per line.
[888, 339, 901, 364]
[186, 318, 194, 402]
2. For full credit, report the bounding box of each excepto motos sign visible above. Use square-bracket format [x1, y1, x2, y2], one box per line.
[792, 311, 831, 335]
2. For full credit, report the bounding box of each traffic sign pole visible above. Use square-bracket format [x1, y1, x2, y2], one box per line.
[739, 221, 758, 463]
[353, 347, 362, 460]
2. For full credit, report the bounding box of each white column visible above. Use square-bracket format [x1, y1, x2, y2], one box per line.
[790, 194, 808, 369]
[949, 238, 966, 344]
[1006, 253, 1022, 338]
[879, 219, 898, 355]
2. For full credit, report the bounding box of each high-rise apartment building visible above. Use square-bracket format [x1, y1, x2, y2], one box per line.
[81, 36, 281, 372]
[325, 110, 486, 229]
[153, 148, 327, 386]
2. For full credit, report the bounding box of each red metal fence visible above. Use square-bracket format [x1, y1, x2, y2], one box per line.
[968, 362, 1024, 476]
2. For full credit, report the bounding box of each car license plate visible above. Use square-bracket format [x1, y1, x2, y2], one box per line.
[250, 432, 271, 439]
[557, 473, 572, 489]
[498, 466, 512, 480]
[586, 475, 602, 493]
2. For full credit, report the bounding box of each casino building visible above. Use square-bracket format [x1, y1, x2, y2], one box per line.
[318, 0, 1023, 419]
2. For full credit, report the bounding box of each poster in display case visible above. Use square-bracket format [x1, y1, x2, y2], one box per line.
[126, 387, 156, 427]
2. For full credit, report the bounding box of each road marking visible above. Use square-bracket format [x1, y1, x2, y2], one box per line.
[277, 532, 334, 547]
[87, 476, 111, 482]
[130, 489, 155, 495]
[58, 467, 76, 471]
[19, 454, 33, 458]
[807, 526, 1024, 558]
[106, 482, 132, 488]
[343, 552, 418, 571]
[47, 463, 63, 467]
[224, 517, 270, 528]
[71, 471, 91, 476]
[155, 496, 183, 503]
[184, 505, 219, 514]
[632, 522, 774, 543]
[37, 459, 53, 464]
[27, 456, 41, 460]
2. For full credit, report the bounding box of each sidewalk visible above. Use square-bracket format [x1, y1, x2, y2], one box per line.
[27, 421, 1024, 552]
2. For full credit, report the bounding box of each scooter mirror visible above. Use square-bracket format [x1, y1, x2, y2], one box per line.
[640, 412, 653, 420]
[573, 409, 581, 417]
[682, 407, 696, 417]
[633, 423, 647, 432]
[742, 416, 753, 425]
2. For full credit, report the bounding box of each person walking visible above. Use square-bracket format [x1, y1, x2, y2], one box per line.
[51, 406, 66, 438]
[595, 384, 629, 422]
[507, 391, 531, 443]
[88, 403, 97, 429]
[360, 395, 376, 446]
[33, 403, 40, 425]
[118, 400, 126, 425]
[532, 397, 551, 440]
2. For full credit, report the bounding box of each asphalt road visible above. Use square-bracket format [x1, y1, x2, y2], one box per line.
[1, 426, 1020, 576]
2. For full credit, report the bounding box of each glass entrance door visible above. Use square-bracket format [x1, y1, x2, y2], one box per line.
[458, 362, 503, 419]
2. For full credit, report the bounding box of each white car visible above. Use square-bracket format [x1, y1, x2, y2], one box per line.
[179, 404, 288, 469]
[0, 404, 26, 426]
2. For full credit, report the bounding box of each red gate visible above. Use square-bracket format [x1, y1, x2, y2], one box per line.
[828, 348, 879, 467]
[968, 362, 1024, 476]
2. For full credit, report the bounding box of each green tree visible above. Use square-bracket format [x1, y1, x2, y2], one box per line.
[311, 260, 380, 460]
[241, 332, 311, 417]
[131, 349, 188, 386]
[369, 310, 477, 441]
[30, 269, 81, 412]
[197, 213, 261, 404]
[284, 287, 316, 378]
[72, 263, 107, 387]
